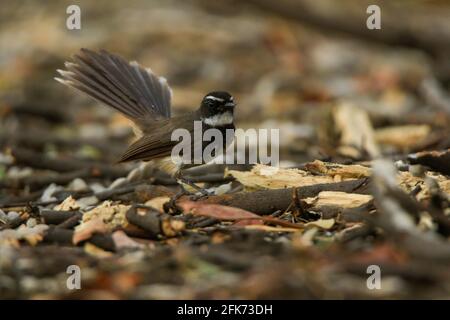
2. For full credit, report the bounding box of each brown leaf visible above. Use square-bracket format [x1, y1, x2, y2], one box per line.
[145, 196, 171, 212]
[179, 201, 305, 229]
[332, 102, 380, 158]
[111, 230, 144, 249]
[244, 225, 301, 233]
[179, 201, 263, 225]
[73, 217, 109, 245]
[54, 196, 80, 211]
[375, 125, 430, 149]
[82, 201, 130, 230]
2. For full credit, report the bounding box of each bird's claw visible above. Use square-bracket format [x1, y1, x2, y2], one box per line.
[166, 185, 213, 213]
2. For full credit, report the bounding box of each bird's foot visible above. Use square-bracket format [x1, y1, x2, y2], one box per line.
[166, 181, 213, 213]
[177, 178, 214, 198]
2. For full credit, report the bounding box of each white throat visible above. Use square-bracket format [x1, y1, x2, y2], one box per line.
[203, 111, 233, 127]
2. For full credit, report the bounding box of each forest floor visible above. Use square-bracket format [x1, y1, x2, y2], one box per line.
[1, 0, 450, 299]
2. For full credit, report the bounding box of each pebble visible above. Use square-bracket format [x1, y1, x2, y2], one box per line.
[68, 178, 88, 192]
[26, 218, 37, 228]
[90, 182, 106, 193]
[7, 211, 19, 221]
[109, 177, 127, 190]
[77, 196, 99, 209]
[40, 183, 63, 202]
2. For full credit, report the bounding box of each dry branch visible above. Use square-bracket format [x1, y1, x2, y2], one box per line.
[175, 178, 371, 215]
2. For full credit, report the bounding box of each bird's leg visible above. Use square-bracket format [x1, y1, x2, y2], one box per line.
[175, 169, 213, 198]
[166, 183, 188, 212]
[167, 169, 206, 212]
[167, 170, 214, 212]
[177, 177, 212, 196]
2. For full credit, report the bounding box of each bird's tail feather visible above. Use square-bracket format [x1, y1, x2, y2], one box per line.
[55, 48, 172, 123]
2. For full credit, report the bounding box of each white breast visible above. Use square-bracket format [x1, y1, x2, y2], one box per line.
[203, 112, 233, 126]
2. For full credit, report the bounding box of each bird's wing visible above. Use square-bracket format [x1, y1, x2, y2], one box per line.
[55, 48, 172, 129]
[118, 112, 200, 162]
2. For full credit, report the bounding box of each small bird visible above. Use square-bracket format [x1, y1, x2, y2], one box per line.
[55, 48, 235, 192]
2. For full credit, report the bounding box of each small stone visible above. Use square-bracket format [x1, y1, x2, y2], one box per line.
[77, 196, 99, 210]
[68, 178, 88, 192]
[26, 218, 37, 228]
[40, 183, 63, 202]
[89, 182, 106, 193]
[109, 177, 127, 190]
[7, 211, 19, 221]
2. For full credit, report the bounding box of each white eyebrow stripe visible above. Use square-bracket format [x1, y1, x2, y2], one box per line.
[205, 95, 225, 102]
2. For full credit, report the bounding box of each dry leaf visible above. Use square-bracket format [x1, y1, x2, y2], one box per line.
[375, 125, 430, 149]
[73, 217, 109, 245]
[333, 102, 380, 158]
[398, 171, 450, 200]
[54, 196, 80, 211]
[84, 242, 113, 258]
[179, 201, 263, 225]
[145, 196, 171, 212]
[305, 218, 335, 229]
[0, 224, 48, 247]
[179, 201, 304, 229]
[112, 230, 145, 249]
[297, 227, 319, 246]
[305, 160, 371, 179]
[83, 201, 130, 230]
[161, 219, 186, 237]
[244, 225, 302, 233]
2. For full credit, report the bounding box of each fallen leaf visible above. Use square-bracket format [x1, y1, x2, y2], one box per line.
[145, 196, 170, 212]
[54, 196, 80, 211]
[298, 227, 319, 247]
[161, 218, 186, 237]
[179, 201, 304, 229]
[73, 217, 109, 245]
[0, 224, 48, 247]
[179, 201, 263, 225]
[84, 242, 113, 258]
[375, 125, 430, 149]
[333, 102, 380, 158]
[244, 225, 302, 233]
[83, 201, 130, 230]
[305, 218, 335, 229]
[112, 230, 145, 249]
[305, 160, 371, 179]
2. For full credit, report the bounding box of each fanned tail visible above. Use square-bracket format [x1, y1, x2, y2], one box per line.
[55, 48, 172, 126]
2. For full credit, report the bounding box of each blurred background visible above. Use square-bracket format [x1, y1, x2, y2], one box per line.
[1, 0, 450, 169]
[1, 0, 450, 299]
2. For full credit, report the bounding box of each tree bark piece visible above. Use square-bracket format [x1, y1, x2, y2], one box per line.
[126, 205, 185, 239]
[408, 149, 450, 176]
[40, 209, 81, 225]
[176, 178, 370, 215]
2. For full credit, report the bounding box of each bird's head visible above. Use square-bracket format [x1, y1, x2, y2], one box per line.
[200, 91, 235, 127]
